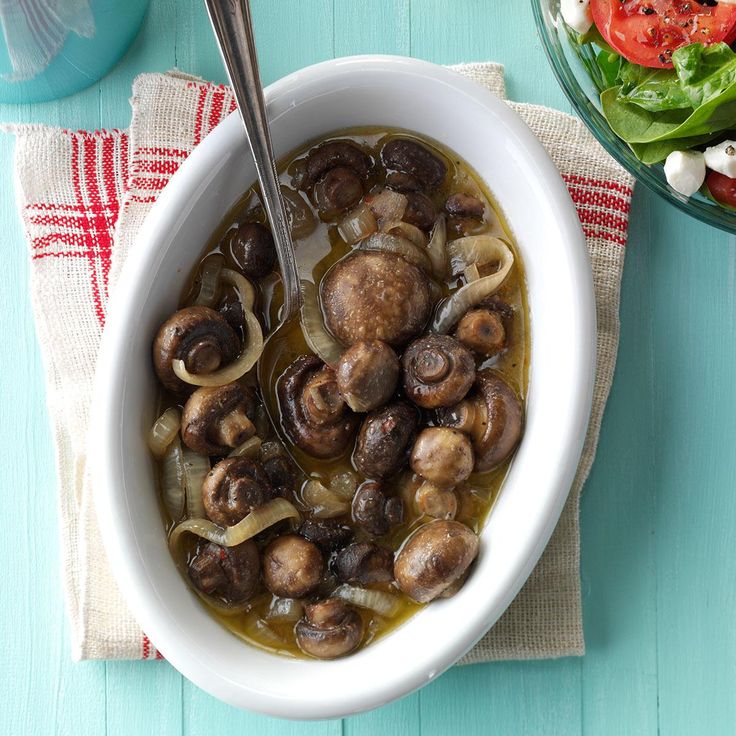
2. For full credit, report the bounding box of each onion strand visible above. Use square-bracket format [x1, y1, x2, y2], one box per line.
[182, 447, 209, 519]
[427, 215, 447, 279]
[300, 280, 343, 366]
[148, 407, 181, 458]
[160, 436, 185, 521]
[333, 584, 401, 617]
[193, 257, 223, 308]
[359, 232, 431, 274]
[228, 435, 263, 459]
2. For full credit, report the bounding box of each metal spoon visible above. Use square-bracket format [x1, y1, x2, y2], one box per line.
[205, 0, 301, 321]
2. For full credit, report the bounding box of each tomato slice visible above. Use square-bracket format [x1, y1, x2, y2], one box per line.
[591, 0, 736, 69]
[706, 170, 736, 208]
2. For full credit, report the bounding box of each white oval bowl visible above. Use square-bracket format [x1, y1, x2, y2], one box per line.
[91, 55, 595, 719]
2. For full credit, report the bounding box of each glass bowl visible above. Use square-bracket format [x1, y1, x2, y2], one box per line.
[532, 0, 736, 234]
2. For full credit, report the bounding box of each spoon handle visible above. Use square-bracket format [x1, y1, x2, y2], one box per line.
[205, 0, 301, 320]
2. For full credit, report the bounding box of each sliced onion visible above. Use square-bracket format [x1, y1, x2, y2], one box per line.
[329, 471, 359, 501]
[334, 584, 401, 617]
[266, 597, 304, 623]
[148, 407, 181, 458]
[228, 435, 262, 459]
[300, 280, 343, 367]
[381, 220, 428, 248]
[366, 188, 407, 224]
[302, 479, 350, 519]
[160, 436, 185, 521]
[464, 263, 480, 283]
[433, 237, 514, 333]
[173, 269, 263, 386]
[447, 235, 512, 277]
[170, 497, 301, 548]
[427, 214, 448, 279]
[281, 185, 316, 240]
[182, 447, 209, 519]
[338, 202, 377, 245]
[359, 232, 431, 274]
[241, 614, 285, 647]
[193, 257, 223, 307]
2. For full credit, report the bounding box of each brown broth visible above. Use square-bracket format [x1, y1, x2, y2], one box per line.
[156, 127, 529, 659]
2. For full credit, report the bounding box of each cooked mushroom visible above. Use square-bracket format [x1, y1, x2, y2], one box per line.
[314, 167, 364, 219]
[381, 138, 447, 190]
[353, 401, 418, 479]
[202, 457, 273, 527]
[188, 539, 260, 603]
[445, 192, 485, 220]
[394, 520, 479, 602]
[403, 192, 437, 231]
[333, 542, 394, 585]
[320, 251, 432, 347]
[415, 481, 457, 520]
[454, 308, 506, 358]
[262, 453, 298, 497]
[153, 306, 239, 395]
[277, 354, 359, 459]
[303, 140, 372, 188]
[385, 171, 422, 193]
[402, 334, 475, 409]
[410, 427, 474, 488]
[227, 221, 276, 279]
[298, 519, 353, 554]
[262, 534, 325, 598]
[335, 340, 400, 412]
[437, 370, 523, 472]
[295, 598, 364, 659]
[351, 480, 403, 537]
[181, 383, 257, 455]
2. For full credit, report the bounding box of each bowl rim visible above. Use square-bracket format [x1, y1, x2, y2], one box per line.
[531, 0, 736, 235]
[91, 54, 597, 718]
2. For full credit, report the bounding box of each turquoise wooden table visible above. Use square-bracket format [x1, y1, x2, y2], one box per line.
[2, 1, 735, 734]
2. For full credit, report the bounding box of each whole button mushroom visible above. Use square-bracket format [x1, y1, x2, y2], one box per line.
[381, 138, 447, 191]
[295, 598, 364, 659]
[410, 427, 475, 488]
[335, 340, 400, 413]
[415, 482, 457, 520]
[334, 542, 394, 585]
[454, 308, 506, 358]
[320, 251, 432, 347]
[351, 480, 403, 537]
[262, 534, 325, 599]
[303, 140, 372, 188]
[298, 519, 353, 554]
[445, 192, 485, 220]
[385, 171, 422, 193]
[394, 520, 479, 603]
[402, 334, 475, 409]
[181, 383, 258, 455]
[437, 370, 523, 472]
[202, 457, 274, 527]
[403, 192, 437, 232]
[153, 306, 240, 395]
[227, 221, 277, 279]
[313, 167, 364, 219]
[353, 401, 419, 480]
[188, 539, 260, 603]
[277, 354, 359, 459]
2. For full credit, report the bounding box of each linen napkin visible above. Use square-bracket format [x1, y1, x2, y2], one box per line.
[8, 63, 634, 662]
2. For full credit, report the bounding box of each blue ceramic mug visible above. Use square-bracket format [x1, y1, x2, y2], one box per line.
[0, 0, 149, 103]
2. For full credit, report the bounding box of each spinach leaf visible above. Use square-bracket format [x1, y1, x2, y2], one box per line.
[617, 62, 692, 112]
[630, 132, 724, 165]
[672, 42, 736, 108]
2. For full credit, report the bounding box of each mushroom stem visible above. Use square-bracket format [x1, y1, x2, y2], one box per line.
[186, 339, 223, 374]
[446, 397, 488, 439]
[214, 408, 256, 449]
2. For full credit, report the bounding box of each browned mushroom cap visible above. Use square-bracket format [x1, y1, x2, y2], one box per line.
[262, 534, 325, 598]
[353, 401, 419, 480]
[277, 354, 359, 459]
[321, 251, 432, 347]
[381, 139, 447, 190]
[298, 519, 353, 554]
[314, 167, 364, 219]
[454, 309, 506, 358]
[437, 370, 523, 473]
[403, 192, 437, 232]
[333, 542, 394, 585]
[410, 427, 474, 488]
[227, 221, 276, 279]
[445, 192, 485, 220]
[303, 140, 372, 188]
[295, 598, 364, 659]
[188, 539, 260, 603]
[351, 480, 403, 537]
[335, 340, 400, 413]
[385, 171, 422, 193]
[153, 306, 239, 395]
[181, 383, 257, 455]
[415, 481, 457, 520]
[202, 457, 273, 527]
[402, 334, 475, 409]
[394, 520, 479, 602]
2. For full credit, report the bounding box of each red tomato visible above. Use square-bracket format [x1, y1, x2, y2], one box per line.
[706, 170, 736, 208]
[591, 0, 736, 69]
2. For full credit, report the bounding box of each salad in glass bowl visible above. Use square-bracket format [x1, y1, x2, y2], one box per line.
[535, 0, 736, 230]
